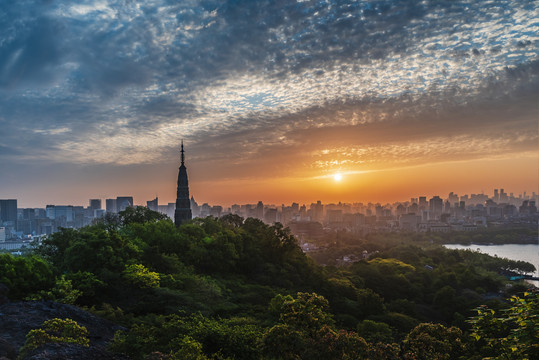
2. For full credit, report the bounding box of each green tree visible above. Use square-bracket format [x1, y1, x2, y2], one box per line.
[39, 226, 142, 279]
[270, 292, 335, 333]
[18, 318, 89, 359]
[66, 271, 105, 302]
[263, 324, 306, 359]
[35, 229, 77, 267]
[119, 206, 169, 226]
[93, 211, 120, 231]
[356, 288, 386, 318]
[313, 326, 368, 360]
[264, 292, 370, 359]
[433, 285, 456, 308]
[170, 335, 208, 360]
[27, 275, 82, 305]
[469, 291, 539, 359]
[357, 319, 393, 343]
[123, 264, 160, 288]
[129, 220, 188, 260]
[366, 342, 401, 360]
[0, 253, 54, 300]
[111, 313, 263, 360]
[402, 323, 466, 360]
[219, 214, 244, 228]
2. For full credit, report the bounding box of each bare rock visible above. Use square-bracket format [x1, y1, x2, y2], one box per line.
[0, 300, 128, 359]
[0, 337, 17, 359]
[0, 284, 9, 305]
[23, 343, 129, 360]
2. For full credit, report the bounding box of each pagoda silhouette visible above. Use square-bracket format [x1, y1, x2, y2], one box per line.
[174, 141, 192, 226]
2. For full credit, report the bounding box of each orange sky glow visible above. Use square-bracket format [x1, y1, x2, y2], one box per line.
[187, 154, 538, 207]
[1, 1, 538, 209]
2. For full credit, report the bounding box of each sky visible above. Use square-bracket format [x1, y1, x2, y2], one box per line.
[0, 0, 538, 208]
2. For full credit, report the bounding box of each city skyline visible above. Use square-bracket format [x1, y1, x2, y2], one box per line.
[2, 188, 537, 243]
[4, 186, 538, 210]
[1, 1, 538, 207]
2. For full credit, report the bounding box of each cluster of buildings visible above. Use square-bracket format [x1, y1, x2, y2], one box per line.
[0, 197, 129, 243]
[1, 143, 537, 251]
[1, 189, 537, 242]
[199, 190, 538, 237]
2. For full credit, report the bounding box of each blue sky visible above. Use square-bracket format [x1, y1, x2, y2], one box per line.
[0, 0, 537, 207]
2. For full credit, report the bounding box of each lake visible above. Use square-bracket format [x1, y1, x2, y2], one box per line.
[443, 243, 539, 287]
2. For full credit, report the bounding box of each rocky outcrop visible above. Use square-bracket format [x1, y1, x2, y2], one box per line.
[23, 343, 127, 360]
[0, 301, 128, 359]
[0, 284, 9, 305]
[0, 337, 17, 359]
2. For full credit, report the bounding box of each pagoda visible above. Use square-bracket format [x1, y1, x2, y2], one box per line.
[174, 141, 192, 226]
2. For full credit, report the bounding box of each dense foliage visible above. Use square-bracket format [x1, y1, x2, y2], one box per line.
[469, 291, 539, 360]
[0, 206, 536, 359]
[18, 318, 89, 359]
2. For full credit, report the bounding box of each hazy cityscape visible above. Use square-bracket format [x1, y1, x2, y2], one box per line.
[2, 188, 537, 248]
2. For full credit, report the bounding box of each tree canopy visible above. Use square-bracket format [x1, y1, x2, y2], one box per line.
[1, 211, 535, 359]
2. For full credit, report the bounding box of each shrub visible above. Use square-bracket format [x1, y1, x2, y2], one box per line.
[18, 318, 89, 359]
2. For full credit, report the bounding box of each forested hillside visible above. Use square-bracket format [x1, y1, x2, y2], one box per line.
[0, 207, 537, 359]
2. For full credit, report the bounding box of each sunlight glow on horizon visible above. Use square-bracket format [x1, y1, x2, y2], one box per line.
[1, 1, 537, 208]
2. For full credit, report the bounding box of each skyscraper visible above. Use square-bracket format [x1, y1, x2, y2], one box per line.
[175, 141, 192, 226]
[429, 196, 443, 220]
[105, 198, 117, 213]
[89, 199, 102, 211]
[0, 199, 17, 235]
[147, 197, 158, 212]
[116, 196, 134, 212]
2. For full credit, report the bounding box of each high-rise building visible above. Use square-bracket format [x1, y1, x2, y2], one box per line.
[264, 208, 278, 224]
[418, 196, 427, 209]
[231, 204, 241, 215]
[116, 196, 134, 212]
[89, 199, 102, 211]
[167, 203, 175, 219]
[106, 199, 117, 213]
[311, 200, 324, 222]
[0, 199, 17, 228]
[0, 199, 17, 240]
[448, 192, 459, 204]
[46, 205, 74, 221]
[210, 206, 222, 218]
[500, 188, 508, 203]
[444, 200, 451, 213]
[17, 208, 36, 235]
[190, 196, 200, 217]
[429, 196, 443, 220]
[400, 213, 419, 231]
[408, 202, 418, 214]
[256, 201, 264, 219]
[147, 197, 158, 212]
[175, 141, 192, 226]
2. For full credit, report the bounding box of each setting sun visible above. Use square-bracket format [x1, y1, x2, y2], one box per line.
[333, 173, 342, 182]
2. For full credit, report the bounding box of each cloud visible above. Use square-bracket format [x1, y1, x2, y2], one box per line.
[0, 16, 62, 88]
[0, 0, 536, 181]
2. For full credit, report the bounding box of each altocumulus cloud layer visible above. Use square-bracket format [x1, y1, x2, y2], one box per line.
[0, 0, 538, 180]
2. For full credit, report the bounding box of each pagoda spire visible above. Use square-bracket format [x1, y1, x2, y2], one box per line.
[175, 141, 192, 226]
[181, 140, 185, 166]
